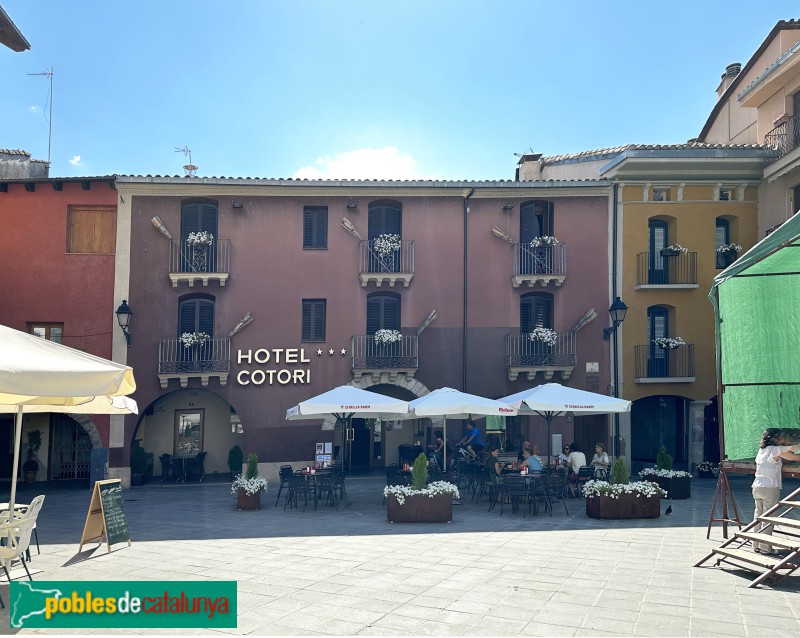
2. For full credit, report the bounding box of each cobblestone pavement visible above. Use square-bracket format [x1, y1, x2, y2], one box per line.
[2, 473, 800, 636]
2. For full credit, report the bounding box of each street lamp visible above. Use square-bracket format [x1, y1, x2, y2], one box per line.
[115, 300, 133, 346]
[602, 297, 627, 458]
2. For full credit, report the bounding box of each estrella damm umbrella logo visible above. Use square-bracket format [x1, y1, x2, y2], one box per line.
[10, 581, 236, 628]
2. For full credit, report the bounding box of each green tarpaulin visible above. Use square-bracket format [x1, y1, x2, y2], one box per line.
[709, 212, 800, 461]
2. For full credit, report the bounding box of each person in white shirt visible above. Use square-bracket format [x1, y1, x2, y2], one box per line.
[751, 428, 800, 554]
[566, 442, 588, 496]
[591, 443, 610, 479]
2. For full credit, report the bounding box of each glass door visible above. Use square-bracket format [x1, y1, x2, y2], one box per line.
[648, 307, 669, 377]
[649, 220, 668, 284]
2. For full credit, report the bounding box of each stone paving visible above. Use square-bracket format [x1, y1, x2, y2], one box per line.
[2, 472, 800, 636]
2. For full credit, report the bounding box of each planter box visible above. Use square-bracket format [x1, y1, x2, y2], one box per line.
[660, 249, 681, 257]
[650, 475, 691, 500]
[586, 493, 661, 519]
[698, 469, 716, 479]
[387, 493, 453, 523]
[237, 488, 262, 511]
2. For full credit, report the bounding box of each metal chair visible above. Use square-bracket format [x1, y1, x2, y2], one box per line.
[574, 466, 595, 497]
[546, 472, 569, 515]
[284, 474, 310, 511]
[499, 475, 529, 517]
[159, 454, 174, 483]
[184, 451, 207, 482]
[274, 465, 294, 507]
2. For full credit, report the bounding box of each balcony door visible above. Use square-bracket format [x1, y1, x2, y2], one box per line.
[368, 202, 402, 272]
[367, 292, 400, 358]
[178, 297, 215, 370]
[715, 218, 730, 269]
[180, 200, 218, 272]
[519, 201, 553, 274]
[648, 306, 669, 377]
[648, 220, 668, 284]
[520, 293, 553, 365]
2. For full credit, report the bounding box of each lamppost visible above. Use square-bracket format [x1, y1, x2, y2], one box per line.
[603, 296, 628, 458]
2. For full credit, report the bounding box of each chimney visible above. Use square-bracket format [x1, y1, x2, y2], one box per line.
[516, 153, 543, 181]
[716, 62, 742, 99]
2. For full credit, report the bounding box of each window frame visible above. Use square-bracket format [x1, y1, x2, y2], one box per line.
[28, 323, 64, 343]
[303, 206, 328, 250]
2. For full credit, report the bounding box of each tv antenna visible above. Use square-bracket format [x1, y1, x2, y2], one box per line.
[175, 146, 198, 177]
[28, 68, 54, 167]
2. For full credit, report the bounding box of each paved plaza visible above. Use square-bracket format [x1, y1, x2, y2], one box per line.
[2, 473, 800, 637]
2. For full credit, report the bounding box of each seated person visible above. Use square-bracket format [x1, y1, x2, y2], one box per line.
[519, 449, 543, 473]
[483, 446, 503, 477]
[559, 444, 570, 467]
[591, 443, 610, 479]
[517, 441, 532, 462]
[430, 430, 446, 470]
[458, 419, 485, 459]
[566, 442, 588, 496]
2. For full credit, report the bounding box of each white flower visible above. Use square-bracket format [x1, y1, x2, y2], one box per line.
[186, 231, 214, 246]
[181, 331, 210, 348]
[664, 244, 688, 254]
[639, 467, 692, 479]
[374, 329, 403, 345]
[696, 461, 718, 473]
[583, 480, 667, 500]
[373, 233, 402, 257]
[383, 481, 460, 505]
[231, 474, 268, 496]
[717, 243, 741, 255]
[653, 337, 685, 349]
[530, 235, 559, 247]
[527, 327, 558, 346]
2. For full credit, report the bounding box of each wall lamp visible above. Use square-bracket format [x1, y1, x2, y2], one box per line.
[602, 296, 628, 340]
[346, 202, 358, 209]
[502, 204, 515, 212]
[232, 203, 243, 209]
[116, 300, 133, 346]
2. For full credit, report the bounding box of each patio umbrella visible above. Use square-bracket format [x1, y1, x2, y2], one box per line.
[286, 385, 410, 471]
[404, 387, 518, 471]
[499, 382, 631, 464]
[0, 323, 137, 519]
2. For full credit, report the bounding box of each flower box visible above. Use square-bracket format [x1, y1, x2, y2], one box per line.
[586, 493, 661, 519]
[660, 248, 681, 257]
[386, 493, 453, 523]
[650, 475, 691, 500]
[698, 468, 716, 479]
[236, 487, 261, 510]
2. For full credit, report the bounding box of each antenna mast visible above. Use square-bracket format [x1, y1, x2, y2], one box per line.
[28, 68, 54, 167]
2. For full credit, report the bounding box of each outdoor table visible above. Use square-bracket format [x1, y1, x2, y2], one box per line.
[171, 457, 191, 482]
[301, 469, 332, 510]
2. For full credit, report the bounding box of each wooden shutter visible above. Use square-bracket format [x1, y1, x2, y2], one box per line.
[367, 294, 399, 334]
[303, 207, 328, 249]
[179, 298, 215, 336]
[368, 204, 402, 242]
[302, 299, 326, 341]
[520, 201, 553, 243]
[181, 202, 218, 238]
[67, 207, 116, 253]
[521, 294, 552, 332]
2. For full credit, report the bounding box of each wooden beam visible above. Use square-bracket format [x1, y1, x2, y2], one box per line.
[52, 181, 63, 191]
[24, 182, 35, 192]
[0, 184, 7, 193]
[81, 180, 91, 190]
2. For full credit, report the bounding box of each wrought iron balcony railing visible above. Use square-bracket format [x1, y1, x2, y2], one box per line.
[512, 242, 566, 288]
[764, 113, 800, 165]
[505, 331, 576, 381]
[168, 239, 231, 287]
[636, 251, 697, 286]
[634, 344, 695, 381]
[158, 337, 231, 388]
[351, 333, 418, 382]
[358, 240, 414, 287]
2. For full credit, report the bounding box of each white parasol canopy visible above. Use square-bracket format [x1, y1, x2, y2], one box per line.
[405, 387, 517, 469]
[0, 323, 137, 519]
[499, 382, 631, 462]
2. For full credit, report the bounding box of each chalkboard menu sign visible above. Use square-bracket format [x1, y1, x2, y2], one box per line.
[79, 479, 131, 553]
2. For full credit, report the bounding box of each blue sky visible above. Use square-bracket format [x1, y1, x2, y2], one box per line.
[2, 1, 798, 180]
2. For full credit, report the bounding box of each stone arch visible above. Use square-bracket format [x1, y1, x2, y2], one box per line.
[68, 414, 103, 448]
[320, 376, 432, 430]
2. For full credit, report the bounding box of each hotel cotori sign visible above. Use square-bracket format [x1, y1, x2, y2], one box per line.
[235, 348, 312, 386]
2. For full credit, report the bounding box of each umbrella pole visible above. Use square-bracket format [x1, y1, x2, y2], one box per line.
[443, 418, 447, 478]
[8, 406, 23, 519]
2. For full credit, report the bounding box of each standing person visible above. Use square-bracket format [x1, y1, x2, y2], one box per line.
[458, 419, 485, 460]
[591, 443, 610, 479]
[751, 429, 800, 554]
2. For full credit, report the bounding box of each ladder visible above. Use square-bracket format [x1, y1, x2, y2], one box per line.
[695, 485, 800, 588]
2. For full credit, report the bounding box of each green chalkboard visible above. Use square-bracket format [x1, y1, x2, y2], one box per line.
[99, 480, 130, 547]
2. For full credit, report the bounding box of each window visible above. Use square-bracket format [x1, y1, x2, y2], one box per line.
[648, 219, 668, 284]
[367, 292, 400, 334]
[718, 188, 733, 201]
[302, 299, 326, 341]
[179, 296, 215, 336]
[519, 201, 553, 241]
[180, 200, 219, 272]
[520, 293, 552, 332]
[303, 207, 328, 249]
[175, 410, 203, 456]
[647, 306, 669, 377]
[29, 323, 63, 343]
[715, 218, 730, 269]
[367, 201, 402, 272]
[652, 188, 669, 202]
[67, 206, 116, 253]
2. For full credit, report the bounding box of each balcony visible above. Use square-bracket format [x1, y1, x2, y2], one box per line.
[634, 344, 695, 383]
[505, 332, 576, 382]
[635, 252, 698, 289]
[158, 337, 231, 388]
[512, 243, 566, 288]
[169, 239, 231, 288]
[358, 240, 414, 287]
[351, 334, 418, 383]
[764, 113, 800, 166]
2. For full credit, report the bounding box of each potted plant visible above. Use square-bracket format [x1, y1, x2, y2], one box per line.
[22, 429, 42, 483]
[373, 329, 403, 346]
[373, 233, 401, 271]
[186, 231, 214, 246]
[530, 235, 560, 247]
[527, 327, 558, 346]
[227, 445, 244, 481]
[130, 445, 147, 486]
[660, 244, 688, 257]
[232, 453, 268, 510]
[697, 461, 718, 479]
[385, 452, 459, 523]
[653, 337, 685, 350]
[639, 445, 692, 499]
[584, 479, 666, 519]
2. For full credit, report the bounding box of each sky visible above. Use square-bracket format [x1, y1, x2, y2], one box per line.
[2, 1, 799, 181]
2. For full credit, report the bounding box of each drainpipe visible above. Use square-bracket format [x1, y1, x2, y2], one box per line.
[462, 188, 474, 392]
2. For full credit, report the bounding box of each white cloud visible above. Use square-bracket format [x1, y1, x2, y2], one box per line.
[28, 106, 39, 113]
[293, 147, 421, 180]
[69, 155, 82, 167]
